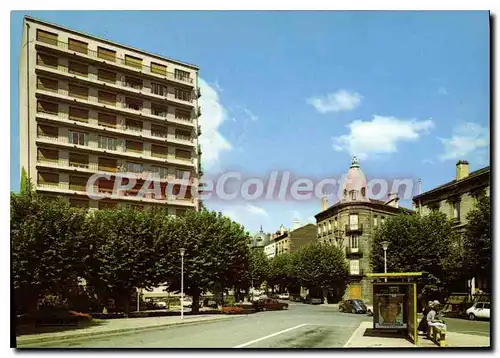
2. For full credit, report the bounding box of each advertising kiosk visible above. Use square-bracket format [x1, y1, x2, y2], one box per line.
[366, 272, 422, 345]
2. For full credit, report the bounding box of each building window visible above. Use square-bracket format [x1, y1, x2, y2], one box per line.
[37, 77, 58, 92]
[98, 69, 117, 84]
[69, 107, 89, 123]
[174, 69, 191, 82]
[151, 62, 167, 76]
[175, 88, 191, 102]
[123, 76, 142, 90]
[374, 215, 378, 228]
[349, 214, 359, 230]
[350, 190, 357, 200]
[453, 201, 461, 222]
[68, 38, 88, 54]
[69, 152, 89, 168]
[99, 136, 118, 151]
[152, 83, 168, 96]
[350, 235, 358, 249]
[334, 217, 338, 228]
[68, 131, 88, 146]
[151, 124, 168, 138]
[68, 84, 88, 100]
[328, 220, 332, 231]
[349, 260, 360, 275]
[68, 61, 88, 77]
[98, 113, 117, 128]
[381, 216, 385, 225]
[175, 109, 192, 121]
[124, 55, 143, 69]
[152, 166, 169, 179]
[127, 162, 144, 174]
[126, 118, 142, 132]
[98, 158, 117, 172]
[176, 149, 191, 161]
[36, 53, 58, 68]
[361, 187, 366, 197]
[36, 29, 58, 45]
[152, 105, 168, 117]
[318, 225, 322, 235]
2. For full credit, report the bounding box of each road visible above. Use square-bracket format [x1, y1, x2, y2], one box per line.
[41, 303, 491, 348]
[44, 303, 371, 348]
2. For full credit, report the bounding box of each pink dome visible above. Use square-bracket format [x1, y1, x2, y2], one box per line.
[341, 156, 369, 202]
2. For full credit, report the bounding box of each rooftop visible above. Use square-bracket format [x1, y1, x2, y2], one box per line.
[413, 166, 490, 201]
[24, 15, 200, 70]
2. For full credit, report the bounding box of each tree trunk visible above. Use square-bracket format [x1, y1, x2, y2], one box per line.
[192, 288, 200, 314]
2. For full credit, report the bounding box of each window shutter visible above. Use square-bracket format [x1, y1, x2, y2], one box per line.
[36, 30, 58, 45]
[37, 77, 58, 91]
[68, 61, 88, 76]
[37, 125, 58, 138]
[175, 149, 191, 159]
[68, 38, 88, 54]
[37, 148, 58, 162]
[98, 91, 117, 106]
[151, 144, 168, 158]
[98, 158, 117, 172]
[69, 84, 88, 99]
[98, 113, 117, 127]
[37, 101, 59, 114]
[125, 55, 143, 69]
[36, 53, 58, 68]
[98, 69, 117, 83]
[151, 62, 167, 76]
[126, 141, 143, 153]
[38, 172, 59, 184]
[97, 47, 117, 62]
[69, 107, 89, 122]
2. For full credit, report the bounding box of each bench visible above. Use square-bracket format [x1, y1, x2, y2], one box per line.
[427, 324, 446, 347]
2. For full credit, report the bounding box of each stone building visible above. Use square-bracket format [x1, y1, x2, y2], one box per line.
[412, 160, 490, 292]
[270, 221, 318, 256]
[314, 157, 413, 304]
[249, 225, 270, 251]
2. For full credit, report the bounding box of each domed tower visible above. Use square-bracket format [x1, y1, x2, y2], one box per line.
[250, 225, 269, 248]
[341, 156, 369, 203]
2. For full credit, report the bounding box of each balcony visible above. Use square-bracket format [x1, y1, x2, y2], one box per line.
[196, 87, 201, 98]
[345, 223, 363, 234]
[36, 64, 194, 108]
[346, 247, 363, 257]
[349, 269, 364, 277]
[35, 87, 196, 128]
[35, 39, 195, 86]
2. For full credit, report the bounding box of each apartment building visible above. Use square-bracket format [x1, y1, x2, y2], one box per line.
[19, 17, 202, 214]
[270, 221, 317, 256]
[315, 157, 413, 303]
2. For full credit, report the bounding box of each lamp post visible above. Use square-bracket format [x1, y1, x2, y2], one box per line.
[381, 241, 390, 282]
[180, 248, 185, 320]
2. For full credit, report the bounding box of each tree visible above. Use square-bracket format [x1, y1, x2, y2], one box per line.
[83, 205, 171, 313]
[19, 167, 32, 194]
[371, 212, 460, 298]
[164, 209, 250, 313]
[11, 191, 88, 313]
[248, 249, 271, 290]
[268, 252, 299, 293]
[463, 196, 491, 289]
[294, 242, 348, 296]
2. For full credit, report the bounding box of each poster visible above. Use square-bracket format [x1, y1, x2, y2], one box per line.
[375, 293, 406, 329]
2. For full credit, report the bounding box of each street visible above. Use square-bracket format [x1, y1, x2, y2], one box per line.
[42, 303, 370, 348]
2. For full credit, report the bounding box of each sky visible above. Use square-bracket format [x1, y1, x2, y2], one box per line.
[10, 11, 490, 234]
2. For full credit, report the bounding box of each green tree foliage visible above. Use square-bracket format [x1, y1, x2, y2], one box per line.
[164, 209, 250, 313]
[371, 212, 460, 294]
[20, 167, 31, 194]
[83, 205, 172, 313]
[11, 191, 88, 313]
[268, 252, 299, 292]
[294, 242, 348, 291]
[463, 196, 491, 284]
[248, 249, 271, 289]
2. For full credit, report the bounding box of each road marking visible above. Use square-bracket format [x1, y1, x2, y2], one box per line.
[343, 322, 366, 347]
[233, 324, 308, 348]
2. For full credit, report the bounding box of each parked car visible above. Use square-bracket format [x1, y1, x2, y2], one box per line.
[304, 295, 323, 305]
[339, 299, 368, 314]
[203, 298, 218, 308]
[278, 292, 290, 300]
[466, 302, 490, 320]
[181, 296, 193, 308]
[156, 301, 167, 309]
[260, 298, 289, 310]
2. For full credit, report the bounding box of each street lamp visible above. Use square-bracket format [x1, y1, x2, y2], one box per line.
[381, 241, 390, 282]
[180, 248, 186, 320]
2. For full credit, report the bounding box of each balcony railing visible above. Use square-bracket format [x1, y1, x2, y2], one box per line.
[346, 247, 363, 256]
[345, 223, 363, 233]
[36, 39, 194, 84]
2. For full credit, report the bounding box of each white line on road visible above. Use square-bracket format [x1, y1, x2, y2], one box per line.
[343, 322, 367, 347]
[233, 324, 308, 348]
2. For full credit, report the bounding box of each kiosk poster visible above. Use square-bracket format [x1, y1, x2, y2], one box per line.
[375, 293, 407, 329]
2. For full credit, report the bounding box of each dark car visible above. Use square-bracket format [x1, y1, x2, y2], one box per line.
[304, 295, 323, 305]
[339, 299, 368, 314]
[261, 298, 289, 311]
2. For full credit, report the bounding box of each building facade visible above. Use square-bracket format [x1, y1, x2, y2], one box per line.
[271, 221, 317, 256]
[249, 226, 270, 251]
[19, 16, 201, 214]
[412, 160, 490, 291]
[315, 157, 413, 304]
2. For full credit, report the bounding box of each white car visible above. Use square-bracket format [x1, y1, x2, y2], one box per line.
[156, 301, 167, 309]
[181, 297, 193, 308]
[278, 293, 290, 300]
[466, 302, 490, 320]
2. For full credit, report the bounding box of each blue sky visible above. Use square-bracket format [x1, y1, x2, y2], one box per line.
[10, 11, 490, 233]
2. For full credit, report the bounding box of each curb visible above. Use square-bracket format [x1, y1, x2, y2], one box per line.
[16, 315, 243, 348]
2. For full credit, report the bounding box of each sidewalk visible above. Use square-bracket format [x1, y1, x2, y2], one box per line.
[344, 321, 490, 348]
[16, 314, 238, 347]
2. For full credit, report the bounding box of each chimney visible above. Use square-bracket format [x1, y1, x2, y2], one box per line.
[280, 224, 285, 235]
[418, 178, 422, 195]
[456, 160, 469, 181]
[385, 192, 399, 208]
[293, 220, 300, 230]
[321, 195, 328, 211]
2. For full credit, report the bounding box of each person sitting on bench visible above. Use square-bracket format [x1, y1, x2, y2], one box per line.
[427, 300, 446, 330]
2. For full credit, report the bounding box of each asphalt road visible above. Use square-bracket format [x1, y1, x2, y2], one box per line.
[44, 303, 372, 348]
[444, 317, 490, 337]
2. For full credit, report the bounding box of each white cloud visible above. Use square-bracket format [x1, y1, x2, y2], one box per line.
[290, 210, 301, 220]
[439, 122, 489, 162]
[332, 115, 435, 160]
[213, 79, 223, 92]
[422, 158, 435, 164]
[438, 87, 448, 95]
[198, 78, 232, 170]
[243, 108, 259, 121]
[245, 204, 268, 217]
[307, 89, 363, 113]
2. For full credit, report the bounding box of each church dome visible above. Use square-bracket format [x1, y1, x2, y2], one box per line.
[250, 225, 269, 248]
[341, 156, 369, 203]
